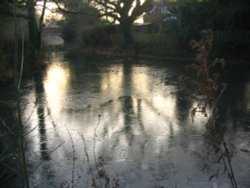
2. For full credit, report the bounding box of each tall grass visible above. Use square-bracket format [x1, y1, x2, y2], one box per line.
[177, 29, 238, 188]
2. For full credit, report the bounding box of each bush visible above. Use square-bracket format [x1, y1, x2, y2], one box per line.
[134, 32, 191, 57]
[81, 24, 117, 48]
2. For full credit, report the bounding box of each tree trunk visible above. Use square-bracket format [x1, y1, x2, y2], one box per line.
[120, 21, 134, 49]
[26, 0, 40, 57]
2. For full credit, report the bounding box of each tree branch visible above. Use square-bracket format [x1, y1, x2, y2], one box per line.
[38, 0, 47, 31]
[52, 0, 99, 16]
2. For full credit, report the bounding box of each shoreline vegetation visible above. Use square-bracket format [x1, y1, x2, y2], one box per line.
[80, 48, 195, 61]
[69, 46, 250, 68]
[1, 0, 250, 87]
[79, 48, 250, 64]
[1, 44, 249, 88]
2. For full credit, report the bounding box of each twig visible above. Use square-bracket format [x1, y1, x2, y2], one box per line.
[24, 110, 51, 136]
[23, 123, 39, 136]
[0, 100, 12, 107]
[31, 141, 65, 174]
[223, 142, 238, 188]
[23, 98, 40, 125]
[65, 125, 76, 188]
[50, 141, 65, 155]
[18, 29, 24, 89]
[78, 132, 98, 188]
[0, 161, 21, 174]
[0, 119, 17, 135]
[93, 115, 103, 188]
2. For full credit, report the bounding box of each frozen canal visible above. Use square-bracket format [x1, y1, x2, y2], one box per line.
[1, 52, 250, 188]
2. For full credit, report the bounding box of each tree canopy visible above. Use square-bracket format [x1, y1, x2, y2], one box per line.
[89, 0, 153, 46]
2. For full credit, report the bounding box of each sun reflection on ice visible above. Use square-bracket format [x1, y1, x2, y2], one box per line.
[101, 65, 124, 98]
[131, 66, 180, 138]
[44, 62, 70, 117]
[132, 67, 150, 96]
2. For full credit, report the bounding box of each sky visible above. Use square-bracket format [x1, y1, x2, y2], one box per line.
[36, 1, 63, 23]
[36, 0, 146, 24]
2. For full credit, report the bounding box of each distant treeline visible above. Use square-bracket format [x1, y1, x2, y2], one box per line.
[62, 0, 250, 61]
[1, 0, 250, 85]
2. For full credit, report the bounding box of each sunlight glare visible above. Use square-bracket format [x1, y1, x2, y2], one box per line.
[101, 65, 124, 97]
[36, 1, 63, 23]
[152, 93, 176, 117]
[44, 62, 70, 117]
[132, 67, 149, 95]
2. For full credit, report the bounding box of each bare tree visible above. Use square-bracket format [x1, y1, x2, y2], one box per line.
[90, 0, 152, 47]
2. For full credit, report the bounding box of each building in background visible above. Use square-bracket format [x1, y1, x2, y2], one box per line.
[144, 0, 176, 32]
